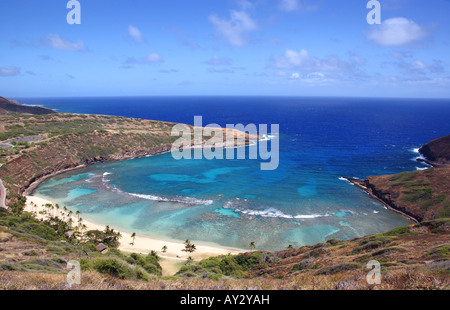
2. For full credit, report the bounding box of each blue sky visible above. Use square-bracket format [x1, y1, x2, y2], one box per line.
[1, 0, 449, 98]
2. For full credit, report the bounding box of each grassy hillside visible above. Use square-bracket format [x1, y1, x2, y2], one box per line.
[0, 113, 180, 202]
[361, 168, 450, 222]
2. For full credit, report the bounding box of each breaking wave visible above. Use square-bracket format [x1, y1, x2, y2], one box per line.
[101, 171, 213, 205]
[229, 206, 330, 219]
[128, 193, 213, 206]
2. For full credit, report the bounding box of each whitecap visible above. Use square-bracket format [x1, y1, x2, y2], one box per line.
[233, 207, 330, 220]
[128, 192, 213, 206]
[415, 167, 428, 171]
[338, 177, 355, 186]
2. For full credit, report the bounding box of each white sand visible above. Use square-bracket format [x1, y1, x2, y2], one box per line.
[25, 195, 246, 275]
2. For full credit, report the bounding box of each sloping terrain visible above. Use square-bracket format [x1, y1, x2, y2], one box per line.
[0, 99, 447, 290]
[419, 135, 450, 167]
[0, 208, 448, 290]
[0, 97, 56, 115]
[360, 168, 450, 222]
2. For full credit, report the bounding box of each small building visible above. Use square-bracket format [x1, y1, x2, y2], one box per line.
[96, 243, 107, 252]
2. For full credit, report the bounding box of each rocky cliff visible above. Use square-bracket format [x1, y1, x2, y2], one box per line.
[346, 136, 450, 222]
[419, 135, 450, 167]
[349, 167, 450, 222]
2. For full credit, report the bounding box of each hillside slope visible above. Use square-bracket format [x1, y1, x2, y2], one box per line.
[0, 97, 56, 115]
[0, 104, 258, 205]
[419, 135, 450, 167]
[1, 212, 448, 290]
[348, 168, 450, 222]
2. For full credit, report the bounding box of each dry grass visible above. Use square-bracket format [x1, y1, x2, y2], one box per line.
[1, 265, 447, 290]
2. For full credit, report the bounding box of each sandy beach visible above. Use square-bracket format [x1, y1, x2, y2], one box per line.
[24, 195, 246, 276]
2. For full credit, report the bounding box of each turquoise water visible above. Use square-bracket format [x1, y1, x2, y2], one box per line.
[30, 97, 450, 251]
[35, 145, 412, 251]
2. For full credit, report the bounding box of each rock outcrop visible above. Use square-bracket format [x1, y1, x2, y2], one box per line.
[419, 135, 450, 167]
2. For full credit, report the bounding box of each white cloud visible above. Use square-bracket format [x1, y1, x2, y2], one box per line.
[279, 0, 299, 11]
[209, 10, 257, 46]
[128, 25, 144, 44]
[411, 60, 427, 70]
[146, 53, 164, 64]
[46, 34, 86, 51]
[0, 66, 20, 76]
[271, 49, 349, 72]
[367, 17, 427, 46]
[290, 72, 300, 79]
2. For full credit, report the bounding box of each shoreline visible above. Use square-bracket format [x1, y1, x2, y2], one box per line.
[23, 146, 173, 196]
[23, 132, 260, 197]
[343, 177, 419, 224]
[24, 195, 246, 276]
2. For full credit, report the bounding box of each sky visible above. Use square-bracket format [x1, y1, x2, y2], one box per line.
[0, 0, 450, 98]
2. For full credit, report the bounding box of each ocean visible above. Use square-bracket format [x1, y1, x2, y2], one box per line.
[21, 96, 450, 250]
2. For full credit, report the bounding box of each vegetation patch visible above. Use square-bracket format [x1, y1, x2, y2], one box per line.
[371, 246, 407, 257]
[176, 251, 272, 279]
[314, 262, 362, 276]
[427, 244, 450, 260]
[353, 235, 396, 254]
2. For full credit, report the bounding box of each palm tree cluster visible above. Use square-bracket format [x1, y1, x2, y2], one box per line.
[183, 239, 197, 253]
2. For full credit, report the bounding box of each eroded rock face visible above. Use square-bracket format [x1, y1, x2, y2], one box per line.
[419, 135, 450, 167]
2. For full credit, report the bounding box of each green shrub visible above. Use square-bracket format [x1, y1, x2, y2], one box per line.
[427, 245, 450, 259]
[135, 266, 151, 282]
[383, 226, 413, 237]
[326, 238, 342, 247]
[79, 258, 94, 271]
[353, 235, 395, 254]
[105, 248, 126, 259]
[93, 257, 134, 279]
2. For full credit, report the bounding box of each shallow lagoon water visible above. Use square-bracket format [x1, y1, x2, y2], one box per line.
[35, 142, 413, 251]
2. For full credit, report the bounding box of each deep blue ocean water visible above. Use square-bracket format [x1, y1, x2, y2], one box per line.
[22, 96, 450, 250]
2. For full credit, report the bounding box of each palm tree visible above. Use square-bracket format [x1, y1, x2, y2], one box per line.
[249, 242, 256, 250]
[162, 245, 168, 253]
[287, 245, 294, 250]
[130, 232, 136, 245]
[189, 244, 196, 253]
[184, 240, 196, 253]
